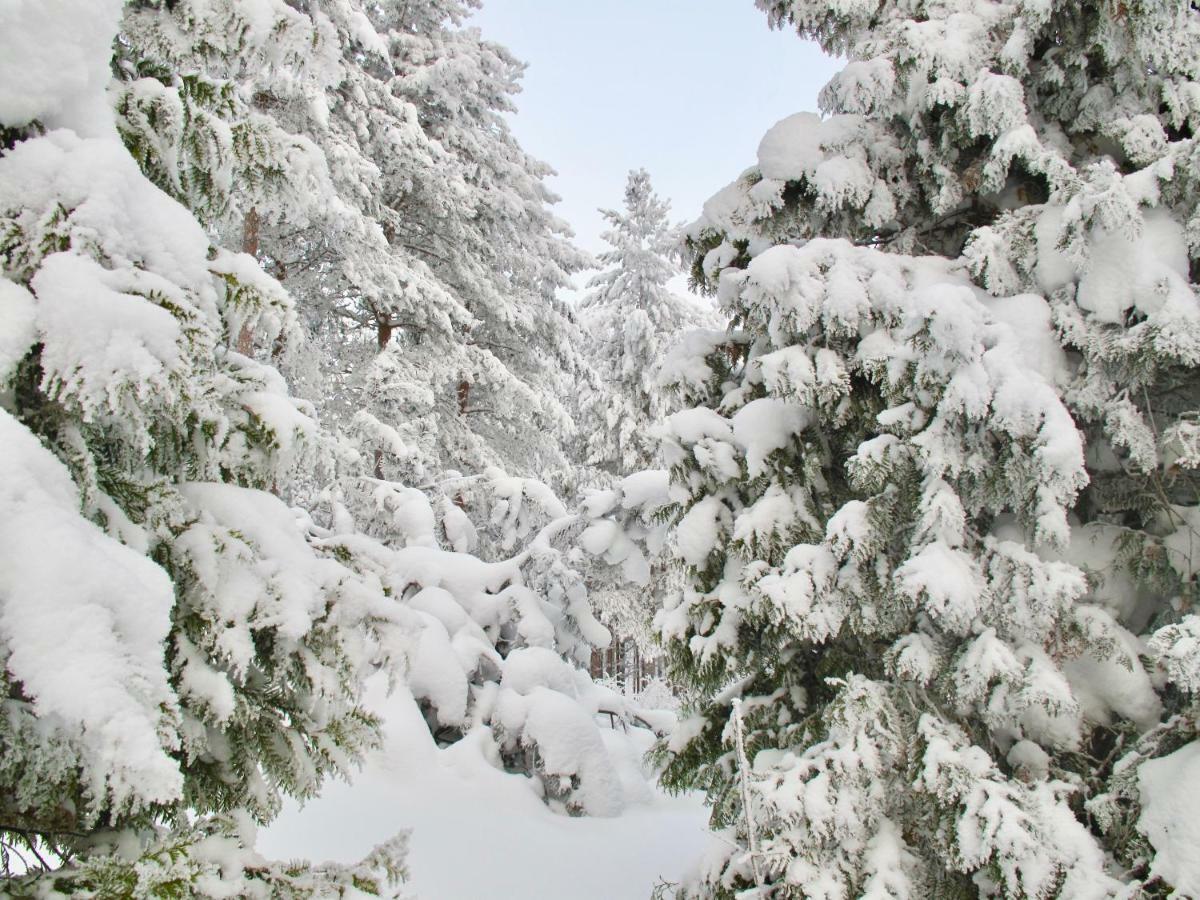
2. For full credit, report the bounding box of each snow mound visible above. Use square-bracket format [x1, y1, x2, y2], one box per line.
[1139, 741, 1200, 896]
[261, 678, 712, 899]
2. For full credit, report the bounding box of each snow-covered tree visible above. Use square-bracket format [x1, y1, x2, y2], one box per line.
[385, 1, 591, 482]
[0, 2, 412, 890]
[578, 168, 708, 478]
[572, 170, 711, 687]
[115, 0, 474, 485]
[653, 0, 1200, 895]
[116, 0, 579, 487]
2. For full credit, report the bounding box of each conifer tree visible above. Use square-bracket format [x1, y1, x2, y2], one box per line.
[578, 169, 709, 477]
[652, 1, 1200, 895]
[573, 170, 712, 688]
[385, 0, 591, 482]
[115, 0, 474, 487]
[0, 2, 410, 891]
[120, 0, 590, 489]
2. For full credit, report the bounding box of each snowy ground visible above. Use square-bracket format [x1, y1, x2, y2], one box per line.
[260, 677, 714, 899]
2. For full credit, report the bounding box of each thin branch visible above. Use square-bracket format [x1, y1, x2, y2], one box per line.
[0, 824, 88, 841]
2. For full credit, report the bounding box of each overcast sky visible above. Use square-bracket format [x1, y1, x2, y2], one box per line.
[468, 1, 840, 274]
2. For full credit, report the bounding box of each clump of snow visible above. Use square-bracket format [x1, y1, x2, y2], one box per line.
[0, 129, 215, 298]
[34, 251, 184, 418]
[983, 293, 1070, 387]
[0, 409, 182, 815]
[438, 500, 478, 554]
[0, 277, 36, 384]
[668, 406, 735, 445]
[1148, 616, 1200, 694]
[677, 497, 729, 568]
[753, 112, 884, 217]
[757, 113, 863, 185]
[1076, 211, 1192, 326]
[757, 112, 826, 182]
[619, 469, 671, 511]
[1063, 607, 1161, 732]
[0, 0, 124, 137]
[731, 397, 812, 477]
[406, 613, 471, 728]
[1138, 741, 1200, 896]
[1006, 740, 1050, 781]
[500, 646, 580, 698]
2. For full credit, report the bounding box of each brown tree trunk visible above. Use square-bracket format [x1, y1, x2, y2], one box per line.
[457, 379, 470, 416]
[236, 208, 260, 355]
[372, 314, 394, 480]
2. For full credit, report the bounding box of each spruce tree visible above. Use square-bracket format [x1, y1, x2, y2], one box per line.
[653, 1, 1200, 895]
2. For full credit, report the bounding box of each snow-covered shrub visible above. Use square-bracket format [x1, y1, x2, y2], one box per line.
[312, 473, 657, 817]
[4, 815, 411, 899]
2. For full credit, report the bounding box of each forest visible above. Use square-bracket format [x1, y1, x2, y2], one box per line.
[1, 0, 1199, 897]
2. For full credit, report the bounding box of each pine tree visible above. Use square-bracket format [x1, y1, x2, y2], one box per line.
[653, 1, 1200, 895]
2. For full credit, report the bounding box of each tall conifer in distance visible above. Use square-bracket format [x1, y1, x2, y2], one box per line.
[577, 168, 710, 477]
[574, 169, 711, 684]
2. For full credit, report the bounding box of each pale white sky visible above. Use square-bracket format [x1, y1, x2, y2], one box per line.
[468, 1, 839, 275]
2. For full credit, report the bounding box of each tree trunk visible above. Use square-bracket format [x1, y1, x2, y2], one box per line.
[236, 208, 260, 355]
[372, 315, 393, 479]
[457, 379, 470, 416]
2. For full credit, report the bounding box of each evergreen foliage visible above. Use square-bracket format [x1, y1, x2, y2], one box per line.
[651, 0, 1200, 895]
[578, 169, 707, 477]
[0, 0, 624, 891]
